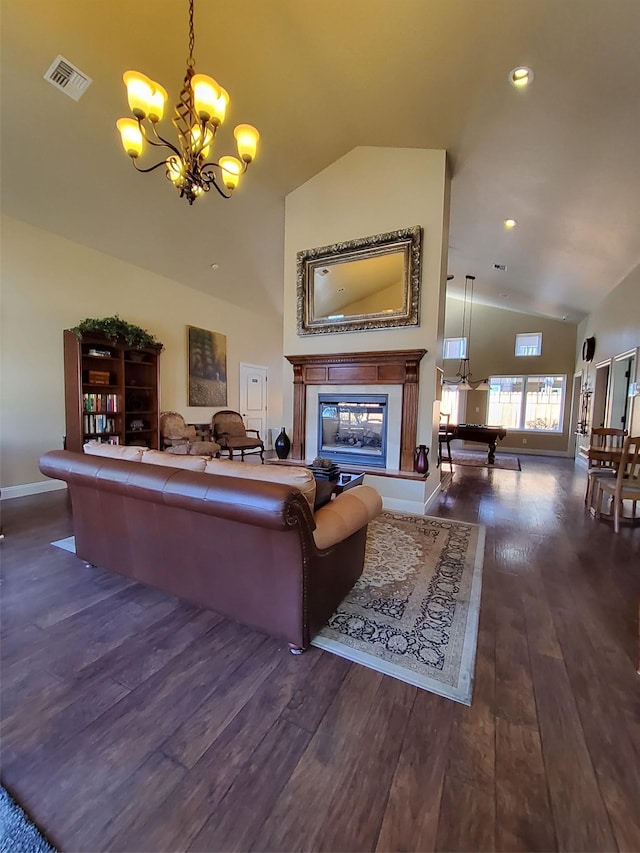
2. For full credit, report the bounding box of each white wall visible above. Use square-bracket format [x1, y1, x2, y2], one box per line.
[282, 147, 450, 471]
[1, 215, 283, 490]
[576, 263, 640, 435]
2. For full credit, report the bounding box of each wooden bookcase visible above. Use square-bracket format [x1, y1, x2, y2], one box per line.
[63, 330, 161, 452]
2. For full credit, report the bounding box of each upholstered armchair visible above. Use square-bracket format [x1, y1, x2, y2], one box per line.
[211, 410, 264, 462]
[160, 412, 220, 457]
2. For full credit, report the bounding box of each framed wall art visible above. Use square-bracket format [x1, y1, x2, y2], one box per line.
[187, 326, 228, 406]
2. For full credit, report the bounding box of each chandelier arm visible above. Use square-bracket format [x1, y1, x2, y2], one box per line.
[200, 168, 232, 199]
[144, 123, 183, 159]
[206, 179, 233, 200]
[200, 158, 249, 177]
[131, 159, 172, 175]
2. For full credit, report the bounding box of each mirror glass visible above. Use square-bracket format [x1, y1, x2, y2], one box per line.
[296, 226, 422, 335]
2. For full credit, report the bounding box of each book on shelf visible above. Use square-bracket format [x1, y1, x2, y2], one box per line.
[83, 393, 118, 413]
[83, 413, 116, 435]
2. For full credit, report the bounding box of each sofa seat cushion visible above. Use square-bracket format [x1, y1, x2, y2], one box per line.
[312, 485, 383, 550]
[83, 441, 146, 462]
[204, 459, 316, 510]
[141, 449, 208, 471]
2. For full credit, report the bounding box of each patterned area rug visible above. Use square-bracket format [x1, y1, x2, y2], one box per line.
[450, 449, 521, 470]
[312, 512, 485, 705]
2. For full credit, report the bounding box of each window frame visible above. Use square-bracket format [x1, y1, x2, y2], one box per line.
[443, 336, 468, 360]
[515, 332, 542, 357]
[488, 374, 566, 433]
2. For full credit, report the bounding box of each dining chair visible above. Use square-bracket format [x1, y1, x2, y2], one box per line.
[594, 435, 640, 533]
[438, 412, 453, 469]
[584, 427, 627, 509]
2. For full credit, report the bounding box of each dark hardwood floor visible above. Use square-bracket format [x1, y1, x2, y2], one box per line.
[1, 457, 639, 852]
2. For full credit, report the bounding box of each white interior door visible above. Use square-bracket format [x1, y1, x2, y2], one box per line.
[240, 363, 268, 444]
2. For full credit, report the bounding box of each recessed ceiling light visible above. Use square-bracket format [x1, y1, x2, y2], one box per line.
[509, 66, 534, 88]
[504, 219, 518, 229]
[210, 263, 219, 270]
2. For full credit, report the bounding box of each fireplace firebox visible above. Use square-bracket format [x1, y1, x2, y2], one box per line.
[318, 394, 388, 468]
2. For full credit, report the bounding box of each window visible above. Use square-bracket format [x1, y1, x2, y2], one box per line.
[515, 332, 542, 357]
[487, 375, 565, 432]
[441, 386, 463, 425]
[443, 337, 467, 360]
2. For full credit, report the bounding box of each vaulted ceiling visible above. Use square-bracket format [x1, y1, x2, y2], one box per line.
[2, 0, 638, 323]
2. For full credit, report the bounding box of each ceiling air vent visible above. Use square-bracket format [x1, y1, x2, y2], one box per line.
[44, 55, 92, 101]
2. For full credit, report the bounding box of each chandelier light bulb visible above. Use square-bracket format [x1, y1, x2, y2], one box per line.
[116, 118, 144, 158]
[190, 124, 214, 159]
[147, 82, 168, 123]
[234, 124, 260, 163]
[166, 157, 185, 185]
[192, 74, 221, 122]
[219, 156, 242, 190]
[123, 71, 154, 119]
[211, 88, 229, 126]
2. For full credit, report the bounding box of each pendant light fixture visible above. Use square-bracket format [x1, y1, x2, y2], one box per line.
[116, 0, 259, 204]
[444, 275, 490, 391]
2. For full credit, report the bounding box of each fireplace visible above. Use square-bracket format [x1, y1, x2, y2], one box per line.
[318, 394, 388, 468]
[285, 350, 426, 472]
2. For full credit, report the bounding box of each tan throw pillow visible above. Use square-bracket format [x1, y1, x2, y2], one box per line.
[141, 450, 208, 471]
[204, 459, 316, 510]
[83, 441, 146, 462]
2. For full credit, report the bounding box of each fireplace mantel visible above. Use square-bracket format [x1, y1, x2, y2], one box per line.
[285, 350, 427, 472]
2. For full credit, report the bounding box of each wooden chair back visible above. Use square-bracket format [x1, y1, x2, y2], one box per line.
[596, 435, 640, 533]
[588, 427, 627, 469]
[618, 435, 640, 486]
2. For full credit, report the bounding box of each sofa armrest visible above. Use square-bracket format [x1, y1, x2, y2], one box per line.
[312, 485, 382, 550]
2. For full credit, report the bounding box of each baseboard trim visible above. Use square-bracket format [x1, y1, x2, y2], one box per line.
[498, 448, 574, 458]
[1, 480, 67, 500]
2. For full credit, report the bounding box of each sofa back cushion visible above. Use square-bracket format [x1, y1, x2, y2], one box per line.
[204, 459, 316, 510]
[83, 441, 147, 462]
[141, 450, 208, 471]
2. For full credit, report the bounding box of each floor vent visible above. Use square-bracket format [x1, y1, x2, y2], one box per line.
[44, 55, 92, 101]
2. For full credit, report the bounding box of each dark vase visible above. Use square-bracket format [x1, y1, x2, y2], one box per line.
[274, 427, 291, 460]
[414, 444, 429, 474]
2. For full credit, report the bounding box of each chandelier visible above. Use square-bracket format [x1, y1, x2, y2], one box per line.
[116, 0, 259, 205]
[444, 275, 490, 391]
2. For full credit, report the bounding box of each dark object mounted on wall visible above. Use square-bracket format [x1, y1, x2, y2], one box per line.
[582, 336, 596, 362]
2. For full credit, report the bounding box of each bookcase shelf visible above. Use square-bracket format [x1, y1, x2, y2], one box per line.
[64, 329, 161, 452]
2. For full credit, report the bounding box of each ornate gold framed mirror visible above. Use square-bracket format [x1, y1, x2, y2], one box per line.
[296, 225, 423, 335]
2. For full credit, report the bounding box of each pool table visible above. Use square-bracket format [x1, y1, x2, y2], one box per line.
[452, 424, 507, 464]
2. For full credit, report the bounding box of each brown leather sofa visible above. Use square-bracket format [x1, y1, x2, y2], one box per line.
[39, 450, 382, 652]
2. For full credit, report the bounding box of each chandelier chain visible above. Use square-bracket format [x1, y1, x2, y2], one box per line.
[187, 0, 195, 67]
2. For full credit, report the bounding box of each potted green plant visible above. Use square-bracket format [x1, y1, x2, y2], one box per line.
[70, 316, 163, 350]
